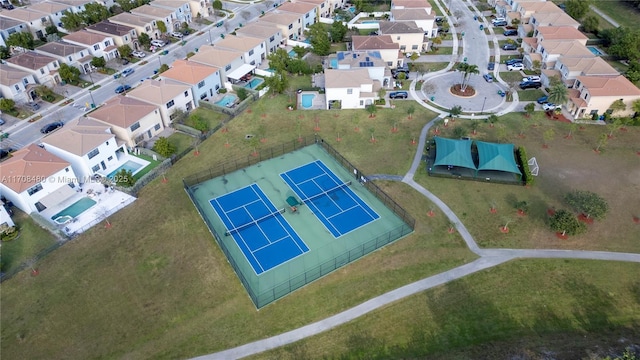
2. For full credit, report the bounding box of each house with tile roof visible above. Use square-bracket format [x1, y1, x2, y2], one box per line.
[0, 8, 51, 39]
[53, 0, 106, 10]
[258, 12, 305, 40]
[277, 2, 317, 28]
[568, 75, 640, 119]
[324, 68, 380, 110]
[334, 51, 391, 87]
[294, 0, 330, 18]
[522, 25, 589, 54]
[215, 34, 267, 67]
[86, 21, 136, 48]
[0, 17, 28, 48]
[0, 63, 38, 102]
[35, 40, 93, 74]
[529, 11, 580, 29]
[130, 4, 176, 33]
[87, 96, 164, 148]
[378, 21, 427, 55]
[535, 40, 594, 69]
[391, 0, 432, 11]
[189, 46, 246, 83]
[126, 79, 194, 126]
[109, 12, 161, 40]
[28, 1, 74, 32]
[5, 51, 61, 87]
[159, 59, 221, 105]
[235, 22, 283, 54]
[352, 35, 402, 68]
[514, 0, 563, 24]
[150, 0, 192, 29]
[553, 56, 619, 87]
[63, 30, 119, 61]
[0, 144, 79, 214]
[390, 8, 436, 37]
[41, 117, 127, 182]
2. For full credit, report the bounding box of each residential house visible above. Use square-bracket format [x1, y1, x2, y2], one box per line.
[0, 63, 38, 102]
[130, 5, 176, 33]
[514, 1, 562, 23]
[529, 12, 580, 30]
[53, 0, 107, 10]
[494, 0, 510, 18]
[378, 21, 427, 54]
[324, 68, 379, 110]
[334, 51, 391, 88]
[277, 2, 317, 29]
[189, 46, 246, 83]
[391, 0, 432, 11]
[0, 200, 14, 229]
[522, 25, 588, 53]
[5, 51, 61, 87]
[235, 22, 283, 54]
[535, 40, 594, 69]
[126, 79, 194, 126]
[390, 8, 436, 37]
[151, 0, 193, 28]
[328, 0, 347, 12]
[0, 144, 78, 214]
[568, 75, 640, 119]
[87, 96, 164, 148]
[109, 12, 161, 40]
[552, 56, 619, 87]
[41, 117, 127, 181]
[294, 0, 330, 18]
[258, 12, 304, 40]
[28, 1, 73, 32]
[0, 17, 28, 48]
[352, 35, 401, 68]
[215, 34, 266, 67]
[0, 8, 51, 39]
[35, 40, 93, 74]
[86, 21, 137, 49]
[63, 30, 119, 61]
[159, 59, 221, 105]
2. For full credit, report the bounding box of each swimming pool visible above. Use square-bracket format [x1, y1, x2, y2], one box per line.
[301, 94, 315, 109]
[51, 197, 96, 224]
[587, 46, 605, 56]
[348, 7, 355, 13]
[330, 59, 338, 68]
[288, 50, 297, 58]
[362, 20, 379, 24]
[107, 160, 144, 179]
[245, 77, 264, 89]
[214, 94, 237, 107]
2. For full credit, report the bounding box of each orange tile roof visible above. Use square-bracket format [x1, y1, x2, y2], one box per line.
[0, 144, 70, 193]
[160, 59, 219, 85]
[577, 75, 640, 96]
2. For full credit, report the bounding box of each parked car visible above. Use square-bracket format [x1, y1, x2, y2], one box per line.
[27, 102, 40, 111]
[114, 85, 131, 94]
[40, 121, 63, 134]
[151, 39, 166, 47]
[507, 63, 524, 71]
[503, 29, 518, 36]
[502, 43, 518, 51]
[1, 3, 14, 9]
[0, 148, 13, 160]
[170, 31, 184, 38]
[543, 103, 561, 111]
[487, 62, 495, 70]
[0, 118, 5, 126]
[122, 68, 135, 77]
[491, 17, 506, 24]
[132, 51, 146, 58]
[493, 20, 508, 26]
[537, 96, 548, 104]
[524, 76, 541, 82]
[389, 91, 409, 99]
[121, 58, 130, 65]
[505, 58, 523, 66]
[519, 81, 542, 89]
[483, 73, 494, 82]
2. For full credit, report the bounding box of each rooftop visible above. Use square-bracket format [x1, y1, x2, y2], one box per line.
[36, 40, 87, 57]
[0, 63, 31, 86]
[577, 75, 640, 97]
[215, 35, 264, 52]
[352, 35, 400, 51]
[189, 46, 243, 68]
[0, 144, 71, 193]
[325, 68, 373, 88]
[391, 8, 434, 21]
[536, 26, 588, 41]
[127, 78, 191, 105]
[277, 2, 317, 14]
[89, 96, 159, 128]
[42, 118, 114, 157]
[130, 4, 175, 18]
[379, 21, 423, 34]
[86, 21, 134, 36]
[63, 29, 108, 45]
[5, 51, 57, 70]
[160, 59, 219, 85]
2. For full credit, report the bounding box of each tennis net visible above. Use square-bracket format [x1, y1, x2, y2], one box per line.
[300, 181, 352, 204]
[225, 208, 285, 236]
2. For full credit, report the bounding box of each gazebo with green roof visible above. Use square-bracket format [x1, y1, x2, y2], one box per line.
[432, 137, 476, 171]
[475, 141, 521, 176]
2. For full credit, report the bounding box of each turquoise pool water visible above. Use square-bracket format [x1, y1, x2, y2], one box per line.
[331, 59, 338, 68]
[215, 94, 237, 107]
[51, 197, 96, 223]
[349, 7, 355, 13]
[587, 46, 604, 56]
[107, 160, 143, 179]
[362, 20, 379, 24]
[288, 50, 297, 58]
[245, 78, 264, 89]
[301, 94, 315, 109]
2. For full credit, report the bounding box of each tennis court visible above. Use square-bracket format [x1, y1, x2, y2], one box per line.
[281, 160, 379, 237]
[210, 184, 309, 275]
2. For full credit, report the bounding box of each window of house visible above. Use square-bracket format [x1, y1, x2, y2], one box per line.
[198, 80, 205, 88]
[184, 91, 189, 97]
[590, 109, 598, 115]
[14, 85, 20, 91]
[154, 123, 161, 131]
[108, 156, 113, 161]
[170, 112, 178, 120]
[200, 92, 207, 100]
[250, 60, 255, 65]
[65, 167, 69, 172]
[347, 89, 353, 94]
[23, 78, 28, 84]
[94, 44, 100, 50]
[575, 80, 581, 88]
[288, 24, 293, 29]
[397, 36, 401, 40]
[400, 45, 406, 50]
[215, 84, 220, 90]
[40, 69, 45, 74]
[270, 36, 275, 42]
[583, 93, 588, 100]
[306, 13, 309, 18]
[249, 49, 254, 56]
[87, 148, 100, 159]
[225, 64, 231, 71]
[68, 56, 72, 61]
[166, 100, 175, 108]
[412, 45, 418, 50]
[124, 36, 128, 41]
[360, 100, 363, 106]
[130, 122, 140, 131]
[92, 164, 100, 172]
[27, 183, 43, 196]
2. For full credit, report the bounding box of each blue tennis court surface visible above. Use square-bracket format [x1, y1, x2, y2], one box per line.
[210, 184, 309, 275]
[281, 160, 379, 237]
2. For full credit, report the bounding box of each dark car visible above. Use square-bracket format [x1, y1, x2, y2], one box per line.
[487, 62, 495, 70]
[389, 91, 408, 99]
[519, 81, 542, 90]
[503, 29, 518, 36]
[27, 102, 40, 111]
[0, 118, 5, 126]
[114, 84, 131, 94]
[0, 148, 11, 160]
[483, 73, 494, 82]
[502, 43, 518, 51]
[537, 96, 548, 104]
[505, 58, 523, 66]
[40, 121, 64, 134]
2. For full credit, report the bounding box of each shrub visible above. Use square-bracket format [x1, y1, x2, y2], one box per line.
[516, 146, 534, 186]
[237, 87, 248, 101]
[152, 136, 176, 157]
[218, 88, 228, 94]
[0, 224, 18, 242]
[114, 169, 135, 187]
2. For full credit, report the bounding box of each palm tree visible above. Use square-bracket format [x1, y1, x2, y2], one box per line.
[456, 63, 479, 92]
[547, 83, 568, 108]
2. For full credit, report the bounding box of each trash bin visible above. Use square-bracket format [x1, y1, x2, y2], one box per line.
[479, 24, 484, 30]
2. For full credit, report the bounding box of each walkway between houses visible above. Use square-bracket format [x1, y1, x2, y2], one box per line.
[590, 5, 620, 28]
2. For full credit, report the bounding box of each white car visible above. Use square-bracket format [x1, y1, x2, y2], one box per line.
[151, 39, 166, 47]
[132, 51, 146, 58]
[507, 63, 524, 71]
[523, 76, 540, 82]
[170, 31, 183, 38]
[543, 103, 561, 111]
[491, 17, 506, 24]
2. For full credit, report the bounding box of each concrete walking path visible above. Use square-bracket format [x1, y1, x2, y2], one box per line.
[590, 5, 620, 28]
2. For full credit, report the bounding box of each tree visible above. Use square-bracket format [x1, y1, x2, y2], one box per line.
[6, 32, 35, 50]
[487, 114, 498, 127]
[431, 36, 442, 51]
[59, 63, 81, 83]
[0, 98, 15, 112]
[633, 98, 640, 117]
[456, 62, 479, 91]
[212, 0, 223, 11]
[407, 105, 415, 119]
[581, 15, 599, 34]
[157, 20, 167, 35]
[547, 83, 568, 108]
[449, 105, 462, 120]
[189, 114, 209, 133]
[90, 56, 106, 69]
[118, 45, 132, 59]
[565, 190, 609, 220]
[543, 128, 555, 147]
[82, 3, 111, 25]
[564, 0, 590, 20]
[550, 209, 586, 236]
[601, 27, 640, 61]
[0, 46, 10, 60]
[452, 125, 466, 138]
[138, 33, 151, 48]
[264, 69, 288, 95]
[548, 75, 563, 87]
[35, 85, 55, 101]
[330, 20, 348, 42]
[266, 48, 289, 72]
[524, 102, 535, 117]
[377, 87, 386, 101]
[609, 99, 626, 116]
[152, 137, 176, 157]
[237, 87, 248, 101]
[61, 10, 84, 31]
[307, 23, 330, 56]
[470, 120, 480, 135]
[114, 169, 135, 187]
[158, 64, 170, 73]
[531, 59, 541, 72]
[366, 104, 377, 118]
[46, 24, 59, 36]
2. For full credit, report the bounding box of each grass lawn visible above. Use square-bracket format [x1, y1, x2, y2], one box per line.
[517, 89, 545, 101]
[428, 0, 443, 16]
[132, 154, 162, 181]
[428, 46, 453, 55]
[0, 210, 58, 274]
[499, 71, 523, 83]
[493, 27, 504, 35]
[330, 43, 347, 52]
[412, 62, 449, 73]
[591, 2, 640, 30]
[167, 132, 196, 155]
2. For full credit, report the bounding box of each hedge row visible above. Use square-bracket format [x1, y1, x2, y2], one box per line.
[517, 146, 534, 186]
